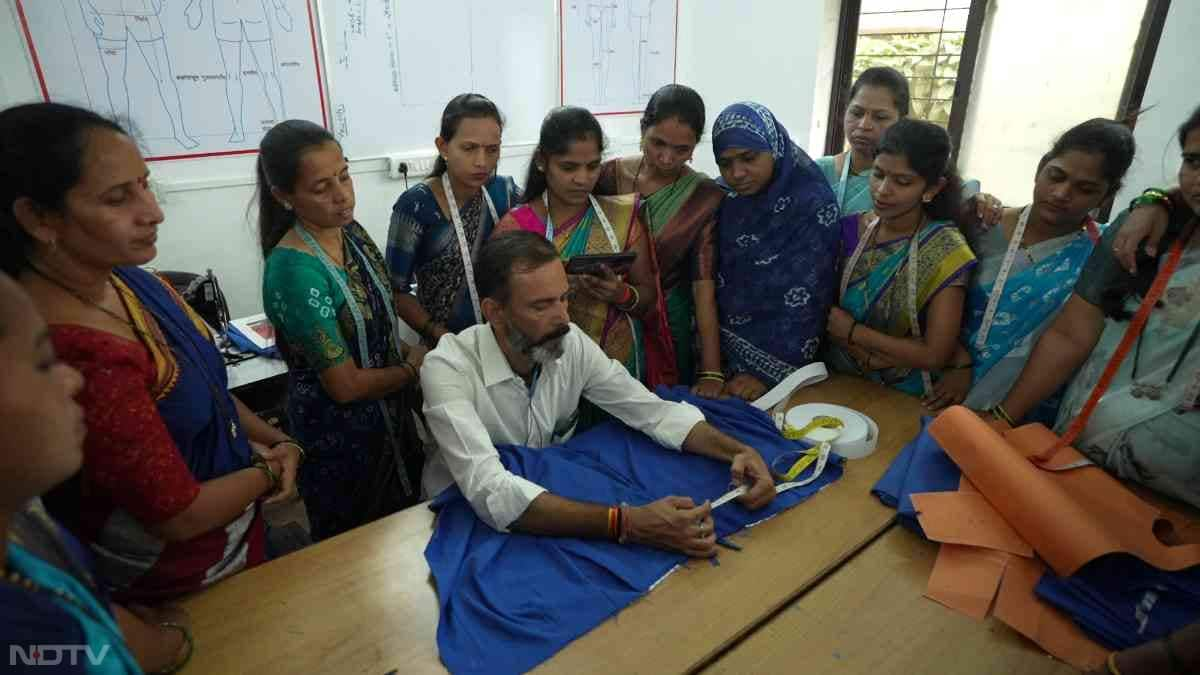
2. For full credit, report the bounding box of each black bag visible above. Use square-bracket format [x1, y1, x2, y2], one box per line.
[157, 269, 230, 337]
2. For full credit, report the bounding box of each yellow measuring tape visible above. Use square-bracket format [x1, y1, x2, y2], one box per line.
[776, 416, 843, 480]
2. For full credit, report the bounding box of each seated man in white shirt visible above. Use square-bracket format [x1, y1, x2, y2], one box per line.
[421, 231, 775, 558]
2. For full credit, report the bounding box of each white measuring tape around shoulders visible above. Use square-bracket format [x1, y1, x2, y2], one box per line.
[294, 224, 413, 496]
[840, 216, 934, 397]
[542, 191, 621, 250]
[443, 172, 500, 325]
[974, 204, 1030, 349]
[545, 191, 642, 378]
[836, 151, 854, 212]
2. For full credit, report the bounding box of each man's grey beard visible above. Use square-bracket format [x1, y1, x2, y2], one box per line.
[506, 321, 567, 364]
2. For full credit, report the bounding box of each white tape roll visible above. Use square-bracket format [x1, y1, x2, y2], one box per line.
[784, 403, 879, 460]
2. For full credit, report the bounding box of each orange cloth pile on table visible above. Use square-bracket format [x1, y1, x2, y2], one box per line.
[913, 407, 1200, 671]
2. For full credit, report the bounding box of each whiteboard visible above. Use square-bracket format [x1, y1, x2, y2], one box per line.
[559, 0, 676, 115]
[322, 0, 557, 160]
[14, 0, 327, 161]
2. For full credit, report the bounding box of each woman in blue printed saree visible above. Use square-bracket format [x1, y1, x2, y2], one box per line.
[387, 94, 520, 345]
[924, 119, 1136, 421]
[826, 119, 976, 397]
[711, 102, 841, 401]
[259, 121, 426, 542]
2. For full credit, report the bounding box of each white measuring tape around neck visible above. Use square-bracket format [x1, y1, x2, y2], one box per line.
[836, 151, 855, 212]
[840, 216, 934, 397]
[544, 190, 640, 377]
[293, 224, 413, 496]
[441, 172, 499, 325]
[974, 204, 1031, 349]
[542, 191, 620, 252]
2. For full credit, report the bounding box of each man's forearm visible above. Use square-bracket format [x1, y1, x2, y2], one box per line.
[511, 492, 611, 538]
[681, 422, 743, 462]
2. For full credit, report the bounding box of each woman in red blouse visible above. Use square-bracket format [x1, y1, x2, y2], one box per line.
[0, 102, 303, 603]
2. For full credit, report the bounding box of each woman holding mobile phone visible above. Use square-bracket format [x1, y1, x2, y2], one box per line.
[494, 107, 673, 422]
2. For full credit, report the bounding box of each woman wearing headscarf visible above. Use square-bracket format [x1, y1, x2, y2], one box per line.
[711, 102, 841, 400]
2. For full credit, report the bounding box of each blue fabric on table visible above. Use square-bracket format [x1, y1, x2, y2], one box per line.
[1036, 554, 1200, 650]
[424, 387, 845, 675]
[871, 416, 962, 536]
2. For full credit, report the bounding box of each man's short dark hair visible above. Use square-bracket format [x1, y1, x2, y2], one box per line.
[475, 230, 561, 304]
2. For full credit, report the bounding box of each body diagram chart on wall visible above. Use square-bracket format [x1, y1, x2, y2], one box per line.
[185, 0, 293, 143]
[323, 0, 554, 159]
[560, 0, 676, 114]
[15, 0, 326, 160]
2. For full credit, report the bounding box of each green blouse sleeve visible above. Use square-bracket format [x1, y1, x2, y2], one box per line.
[263, 249, 350, 371]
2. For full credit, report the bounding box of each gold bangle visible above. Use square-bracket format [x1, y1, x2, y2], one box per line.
[252, 456, 280, 492]
[1106, 652, 1122, 675]
[989, 404, 1015, 427]
[270, 439, 306, 463]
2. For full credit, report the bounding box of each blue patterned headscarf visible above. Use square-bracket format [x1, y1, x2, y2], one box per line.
[711, 102, 840, 386]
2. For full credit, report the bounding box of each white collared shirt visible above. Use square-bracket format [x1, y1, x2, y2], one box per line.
[420, 323, 706, 531]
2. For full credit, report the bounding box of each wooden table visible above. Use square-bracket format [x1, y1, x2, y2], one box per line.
[181, 375, 922, 674]
[701, 526, 1079, 675]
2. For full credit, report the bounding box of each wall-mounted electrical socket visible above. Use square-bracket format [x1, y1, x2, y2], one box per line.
[387, 155, 436, 180]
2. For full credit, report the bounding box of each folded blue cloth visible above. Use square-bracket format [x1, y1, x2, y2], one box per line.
[224, 324, 280, 358]
[424, 387, 845, 675]
[1036, 554, 1200, 650]
[870, 416, 962, 536]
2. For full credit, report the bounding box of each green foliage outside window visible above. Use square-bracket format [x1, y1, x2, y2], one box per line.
[853, 32, 965, 126]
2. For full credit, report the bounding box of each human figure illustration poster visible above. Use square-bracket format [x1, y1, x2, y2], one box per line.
[15, 0, 326, 160]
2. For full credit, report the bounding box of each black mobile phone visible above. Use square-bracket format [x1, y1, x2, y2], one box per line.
[565, 252, 637, 276]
